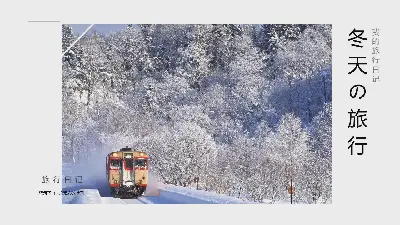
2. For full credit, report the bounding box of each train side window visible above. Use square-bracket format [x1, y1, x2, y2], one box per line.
[110, 160, 120, 169]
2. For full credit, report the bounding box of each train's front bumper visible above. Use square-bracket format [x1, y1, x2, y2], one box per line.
[117, 182, 142, 192]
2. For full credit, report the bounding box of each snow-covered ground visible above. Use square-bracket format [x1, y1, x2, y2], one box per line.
[63, 189, 153, 204]
[62, 178, 256, 204]
[62, 187, 254, 204]
[62, 162, 314, 204]
[62, 162, 258, 204]
[62, 161, 320, 204]
[158, 184, 254, 204]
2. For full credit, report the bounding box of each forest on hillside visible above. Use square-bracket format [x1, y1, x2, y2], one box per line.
[62, 24, 332, 203]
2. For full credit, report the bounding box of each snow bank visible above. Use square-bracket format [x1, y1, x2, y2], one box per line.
[143, 173, 161, 197]
[160, 184, 257, 204]
[62, 159, 106, 204]
[63, 189, 131, 204]
[66, 189, 102, 204]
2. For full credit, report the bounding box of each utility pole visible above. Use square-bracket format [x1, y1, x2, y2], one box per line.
[288, 120, 294, 205]
[290, 179, 293, 204]
[194, 177, 199, 190]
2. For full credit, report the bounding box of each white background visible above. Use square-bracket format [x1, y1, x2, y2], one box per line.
[2, 0, 400, 224]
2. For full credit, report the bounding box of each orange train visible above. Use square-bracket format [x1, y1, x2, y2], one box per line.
[106, 147, 149, 198]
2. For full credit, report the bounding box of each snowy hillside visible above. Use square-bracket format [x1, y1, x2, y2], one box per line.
[62, 24, 332, 204]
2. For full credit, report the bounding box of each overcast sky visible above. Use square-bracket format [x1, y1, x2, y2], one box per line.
[69, 24, 128, 36]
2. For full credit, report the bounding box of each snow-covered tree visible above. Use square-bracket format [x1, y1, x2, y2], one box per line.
[306, 102, 332, 203]
[268, 113, 311, 201]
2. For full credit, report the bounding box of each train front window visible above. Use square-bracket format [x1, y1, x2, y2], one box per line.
[109, 160, 120, 169]
[125, 158, 133, 170]
[135, 158, 147, 169]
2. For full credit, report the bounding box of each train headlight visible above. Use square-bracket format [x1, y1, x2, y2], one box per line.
[140, 152, 144, 156]
[112, 153, 118, 157]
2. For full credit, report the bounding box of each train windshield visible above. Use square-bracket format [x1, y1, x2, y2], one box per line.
[135, 158, 147, 169]
[125, 158, 133, 170]
[109, 159, 120, 169]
